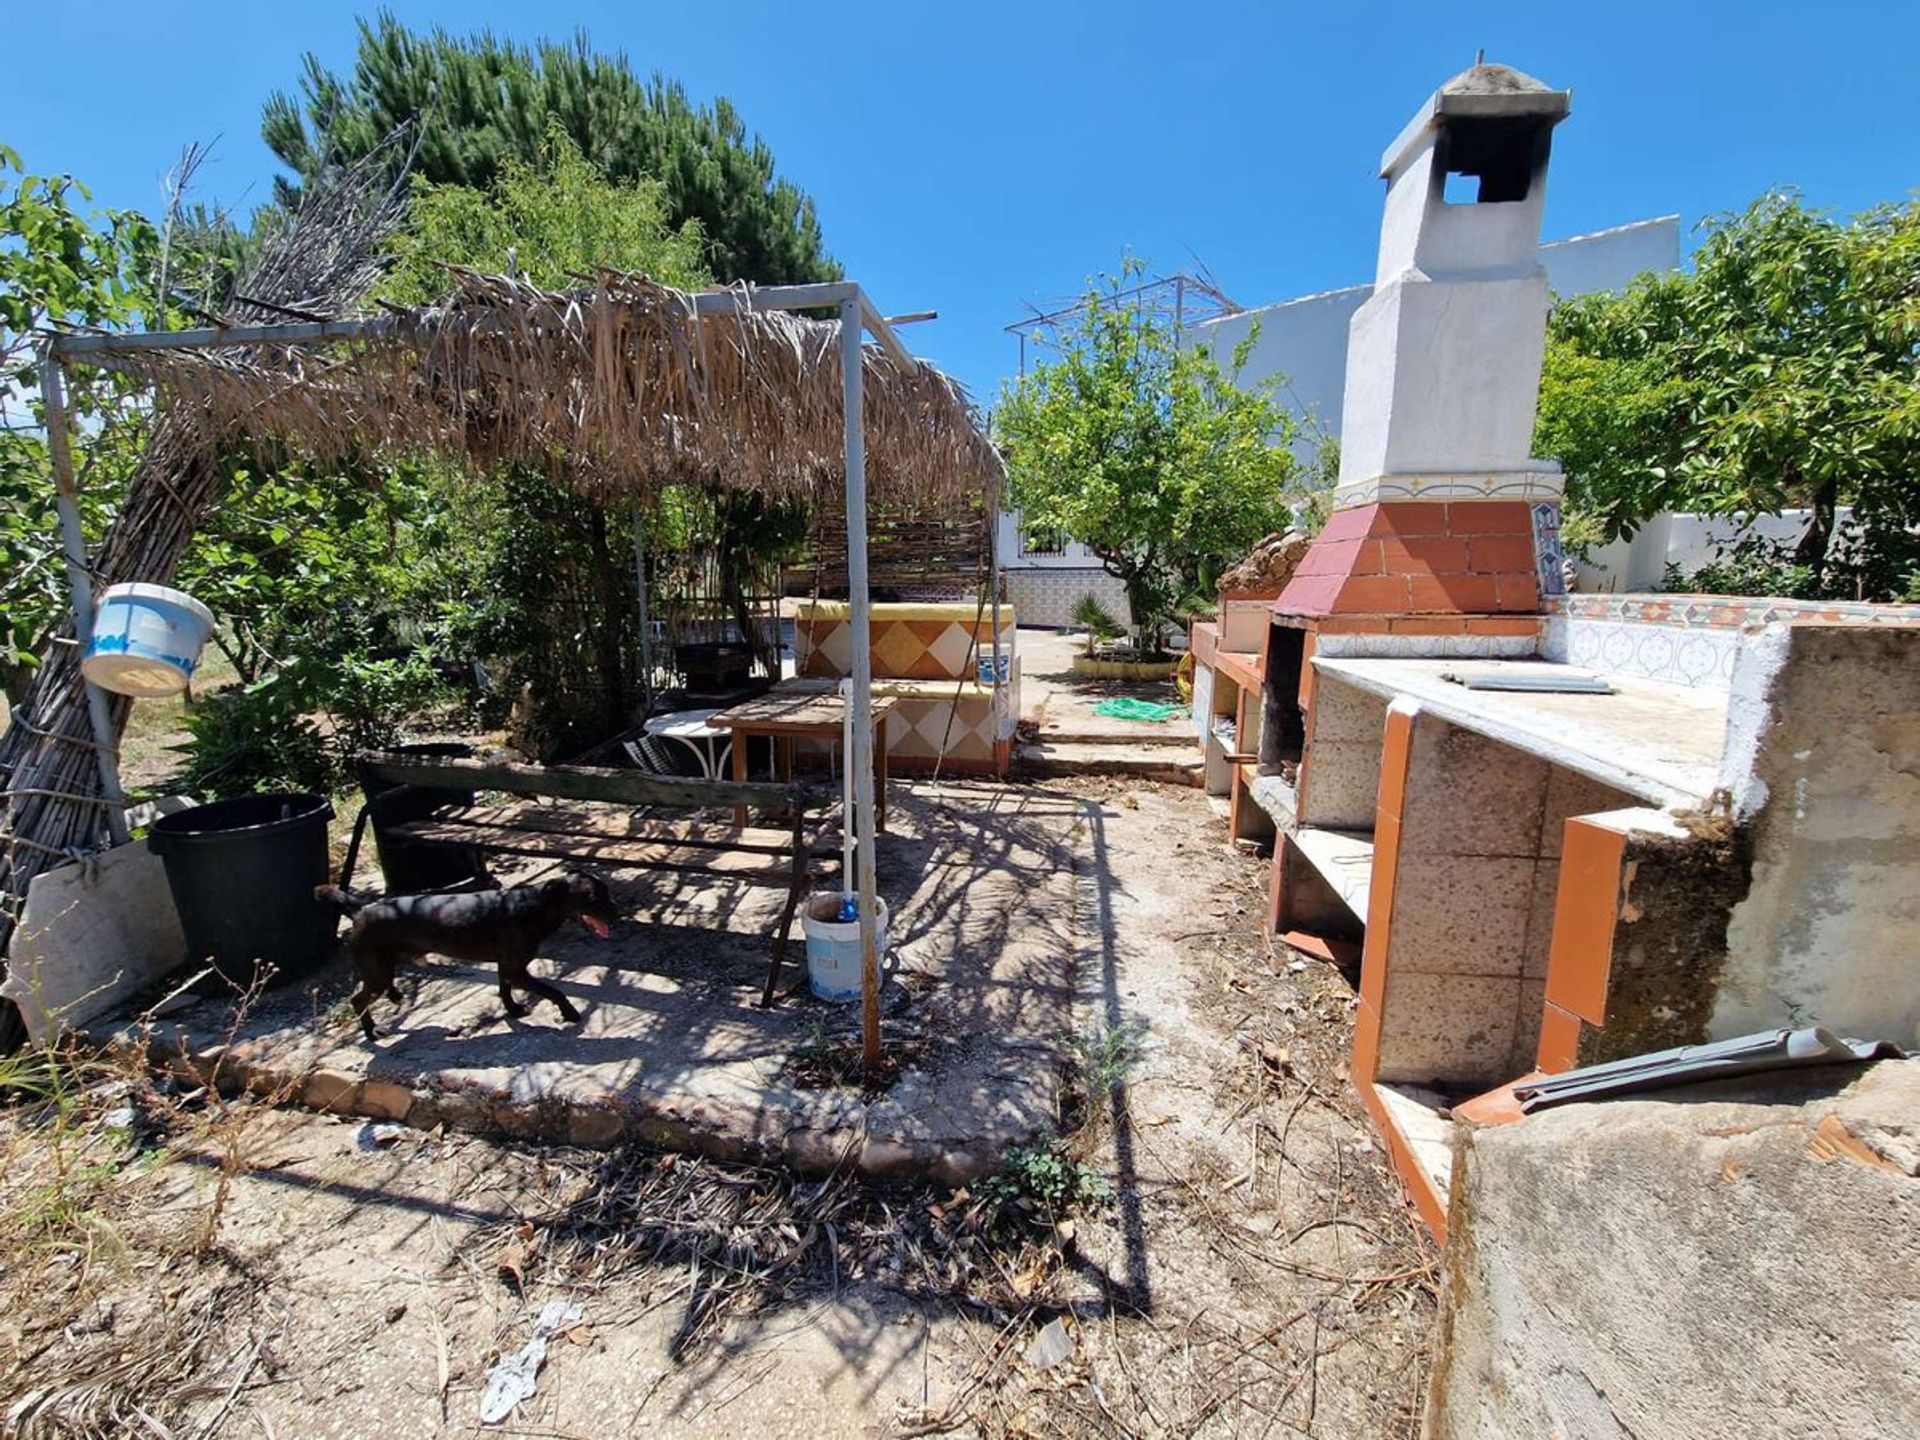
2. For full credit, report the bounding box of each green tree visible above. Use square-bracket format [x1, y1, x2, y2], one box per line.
[1537, 192, 1920, 599]
[995, 264, 1301, 648]
[0, 146, 160, 699]
[262, 13, 836, 285]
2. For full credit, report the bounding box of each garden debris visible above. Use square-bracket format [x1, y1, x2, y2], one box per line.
[1218, 529, 1312, 595]
[479, 1300, 584, 1425]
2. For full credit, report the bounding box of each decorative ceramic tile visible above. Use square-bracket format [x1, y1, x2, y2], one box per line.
[1548, 592, 1920, 627]
[1544, 615, 1739, 690]
[1314, 633, 1538, 659]
[1332, 470, 1566, 510]
[1532, 502, 1567, 598]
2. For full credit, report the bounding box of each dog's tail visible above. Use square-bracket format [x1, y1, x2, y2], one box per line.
[314, 883, 372, 916]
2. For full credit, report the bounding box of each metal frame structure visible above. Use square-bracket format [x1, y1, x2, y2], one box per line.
[1003, 269, 1244, 374]
[40, 278, 974, 1068]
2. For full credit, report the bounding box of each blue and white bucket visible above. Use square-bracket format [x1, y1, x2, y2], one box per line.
[800, 893, 892, 1001]
[83, 583, 216, 697]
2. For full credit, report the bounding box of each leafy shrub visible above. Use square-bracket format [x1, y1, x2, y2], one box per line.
[1070, 594, 1124, 656]
[174, 646, 447, 800]
[982, 1136, 1113, 1223]
[1662, 521, 1920, 602]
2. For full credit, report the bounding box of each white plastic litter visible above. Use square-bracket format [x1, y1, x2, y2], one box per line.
[1025, 1316, 1075, 1370]
[480, 1301, 583, 1425]
[353, 1122, 409, 1153]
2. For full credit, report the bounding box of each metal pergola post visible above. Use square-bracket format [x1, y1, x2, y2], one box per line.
[39, 349, 130, 847]
[838, 296, 883, 1070]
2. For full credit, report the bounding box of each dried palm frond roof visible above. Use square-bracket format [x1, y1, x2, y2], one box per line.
[66, 271, 1002, 507]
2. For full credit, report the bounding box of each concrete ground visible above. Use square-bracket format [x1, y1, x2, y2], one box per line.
[1019, 628, 1191, 743]
[124, 782, 1080, 1181]
[1016, 629, 1204, 784]
[11, 777, 1435, 1438]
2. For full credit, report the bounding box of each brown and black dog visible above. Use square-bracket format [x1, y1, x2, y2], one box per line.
[317, 872, 617, 1042]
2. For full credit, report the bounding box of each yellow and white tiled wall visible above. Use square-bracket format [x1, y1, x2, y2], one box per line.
[794, 602, 1020, 775]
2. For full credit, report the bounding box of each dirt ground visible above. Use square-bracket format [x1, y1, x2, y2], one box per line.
[0, 778, 1435, 1438]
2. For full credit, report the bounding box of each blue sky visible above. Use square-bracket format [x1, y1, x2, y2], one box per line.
[5, 2, 1917, 405]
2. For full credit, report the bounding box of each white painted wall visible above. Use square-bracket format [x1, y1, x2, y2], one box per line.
[1572, 508, 1840, 593]
[1192, 217, 1681, 465]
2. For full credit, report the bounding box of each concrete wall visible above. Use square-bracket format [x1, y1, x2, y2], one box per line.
[1715, 624, 1920, 1049]
[1373, 710, 1636, 1089]
[1426, 1060, 1920, 1440]
[1337, 272, 1553, 483]
[1193, 218, 1679, 465]
[1574, 507, 1849, 593]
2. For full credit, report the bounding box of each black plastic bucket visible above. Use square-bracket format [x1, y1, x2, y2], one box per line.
[356, 742, 486, 893]
[149, 792, 336, 990]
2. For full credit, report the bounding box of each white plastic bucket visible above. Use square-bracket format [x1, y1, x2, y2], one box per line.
[800, 893, 891, 1002]
[82, 583, 215, 697]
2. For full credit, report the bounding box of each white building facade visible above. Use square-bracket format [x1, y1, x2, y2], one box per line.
[1000, 216, 1681, 628]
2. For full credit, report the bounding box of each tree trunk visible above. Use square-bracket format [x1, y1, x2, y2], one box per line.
[1793, 474, 1840, 580]
[583, 505, 630, 735]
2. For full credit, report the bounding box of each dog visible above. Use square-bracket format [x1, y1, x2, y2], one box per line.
[317, 872, 617, 1042]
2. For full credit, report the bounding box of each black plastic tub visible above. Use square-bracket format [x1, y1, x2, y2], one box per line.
[149, 792, 336, 990]
[355, 741, 487, 893]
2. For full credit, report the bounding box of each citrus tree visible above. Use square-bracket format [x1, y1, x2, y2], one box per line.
[1538, 192, 1920, 599]
[995, 263, 1300, 649]
[0, 146, 161, 701]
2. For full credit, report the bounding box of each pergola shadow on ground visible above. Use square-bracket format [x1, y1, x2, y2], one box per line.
[13, 267, 1007, 1067]
[114, 775, 1165, 1412]
[114, 781, 1088, 1184]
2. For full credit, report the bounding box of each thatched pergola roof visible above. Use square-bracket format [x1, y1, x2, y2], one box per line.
[65, 271, 1002, 507]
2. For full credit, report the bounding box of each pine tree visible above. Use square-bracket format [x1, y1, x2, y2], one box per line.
[261, 15, 838, 285]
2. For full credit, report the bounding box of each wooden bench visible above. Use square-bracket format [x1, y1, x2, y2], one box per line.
[352, 752, 838, 1006]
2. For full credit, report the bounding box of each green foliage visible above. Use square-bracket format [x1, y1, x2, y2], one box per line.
[263, 14, 838, 284]
[1538, 192, 1920, 600]
[382, 125, 707, 303]
[996, 261, 1301, 648]
[1661, 534, 1824, 602]
[1070, 1023, 1141, 1097]
[174, 115, 735, 786]
[0, 145, 160, 693]
[372, 132, 722, 759]
[981, 1136, 1113, 1222]
[1069, 593, 1123, 655]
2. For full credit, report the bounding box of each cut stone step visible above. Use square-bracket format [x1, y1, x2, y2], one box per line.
[1017, 741, 1205, 786]
[1038, 727, 1196, 749]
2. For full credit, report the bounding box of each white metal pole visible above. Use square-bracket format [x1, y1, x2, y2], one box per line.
[41, 352, 130, 848]
[840, 679, 855, 889]
[839, 296, 882, 1068]
[988, 489, 1003, 706]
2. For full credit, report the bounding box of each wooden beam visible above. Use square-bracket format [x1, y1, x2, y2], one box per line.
[388, 820, 822, 883]
[358, 752, 803, 813]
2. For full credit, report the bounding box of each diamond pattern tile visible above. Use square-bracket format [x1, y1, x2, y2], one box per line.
[872, 622, 927, 677]
[925, 622, 975, 677]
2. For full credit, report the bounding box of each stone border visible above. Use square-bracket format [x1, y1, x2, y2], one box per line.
[114, 1020, 1058, 1189]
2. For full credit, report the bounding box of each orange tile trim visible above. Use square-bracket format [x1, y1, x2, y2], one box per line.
[1359, 700, 1419, 1020]
[1354, 1067, 1449, 1242]
[1535, 1002, 1583, 1072]
[1544, 820, 1628, 1025]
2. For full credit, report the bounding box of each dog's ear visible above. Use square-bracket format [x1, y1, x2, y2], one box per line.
[539, 876, 572, 900]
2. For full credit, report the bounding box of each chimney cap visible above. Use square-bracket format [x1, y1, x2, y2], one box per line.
[1381, 61, 1571, 177]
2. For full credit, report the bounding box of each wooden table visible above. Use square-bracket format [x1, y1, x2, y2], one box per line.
[712, 680, 896, 830]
